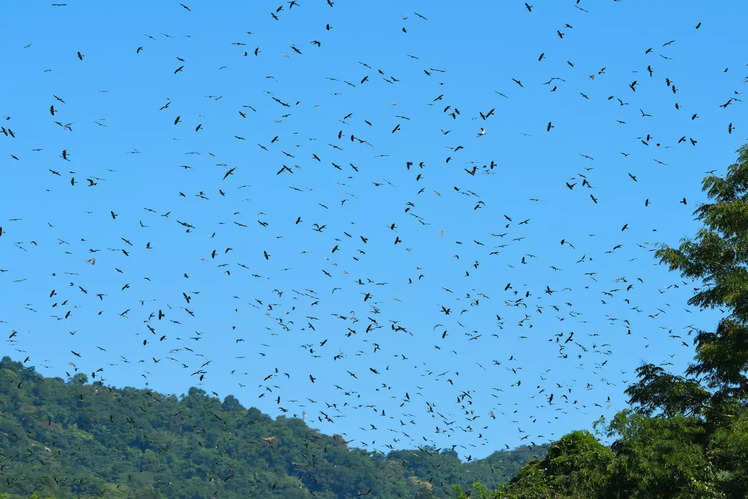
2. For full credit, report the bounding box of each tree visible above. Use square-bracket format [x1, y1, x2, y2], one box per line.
[498, 431, 615, 498]
[454, 431, 615, 498]
[464, 144, 748, 499]
[604, 411, 718, 498]
[627, 144, 747, 422]
[624, 364, 711, 418]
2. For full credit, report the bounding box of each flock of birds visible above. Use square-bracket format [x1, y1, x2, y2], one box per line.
[1, 1, 745, 458]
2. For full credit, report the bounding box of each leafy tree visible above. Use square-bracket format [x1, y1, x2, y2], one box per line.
[460, 144, 747, 498]
[534, 431, 614, 495]
[623, 364, 711, 418]
[479, 431, 614, 498]
[627, 144, 747, 421]
[604, 411, 718, 498]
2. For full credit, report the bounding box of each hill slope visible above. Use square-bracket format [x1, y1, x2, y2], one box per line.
[0, 357, 545, 498]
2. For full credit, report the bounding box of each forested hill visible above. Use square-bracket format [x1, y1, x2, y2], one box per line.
[0, 357, 545, 498]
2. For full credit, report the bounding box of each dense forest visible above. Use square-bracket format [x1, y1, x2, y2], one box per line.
[0, 357, 545, 498]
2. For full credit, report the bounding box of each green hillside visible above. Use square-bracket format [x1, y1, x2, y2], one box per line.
[0, 357, 544, 498]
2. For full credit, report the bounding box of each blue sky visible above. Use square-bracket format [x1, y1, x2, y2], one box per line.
[1, 0, 746, 458]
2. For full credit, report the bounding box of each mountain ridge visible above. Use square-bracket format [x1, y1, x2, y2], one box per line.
[0, 356, 546, 498]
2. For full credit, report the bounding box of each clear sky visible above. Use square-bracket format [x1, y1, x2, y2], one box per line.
[1, 0, 746, 459]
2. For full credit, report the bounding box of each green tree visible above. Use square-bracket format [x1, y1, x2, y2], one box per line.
[627, 144, 747, 422]
[462, 144, 748, 499]
[604, 411, 718, 498]
[497, 431, 614, 498]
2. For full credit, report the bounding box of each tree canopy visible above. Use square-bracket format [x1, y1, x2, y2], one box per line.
[0, 356, 544, 498]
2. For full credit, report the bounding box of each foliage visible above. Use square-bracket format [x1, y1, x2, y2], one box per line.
[455, 431, 614, 498]
[0, 357, 543, 498]
[649, 144, 748, 410]
[624, 364, 711, 418]
[604, 411, 718, 498]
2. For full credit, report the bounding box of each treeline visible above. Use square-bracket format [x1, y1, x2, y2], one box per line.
[0, 357, 543, 498]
